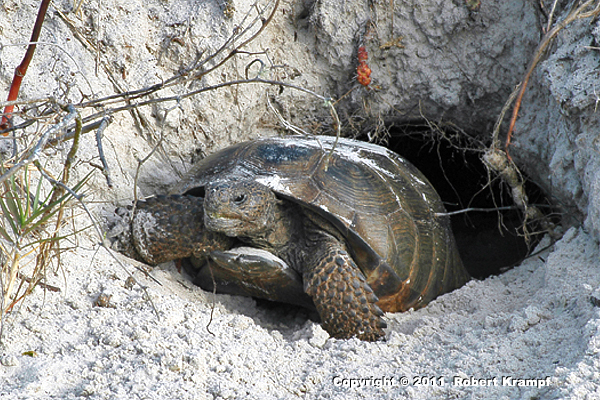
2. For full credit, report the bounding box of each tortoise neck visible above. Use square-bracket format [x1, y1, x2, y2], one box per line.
[241, 202, 301, 259]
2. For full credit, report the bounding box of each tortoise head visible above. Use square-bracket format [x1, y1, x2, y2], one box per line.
[203, 180, 280, 238]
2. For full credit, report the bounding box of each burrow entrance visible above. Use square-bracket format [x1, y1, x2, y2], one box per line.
[360, 126, 552, 279]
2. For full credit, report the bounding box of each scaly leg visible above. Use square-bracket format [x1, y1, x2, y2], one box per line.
[130, 195, 234, 264]
[303, 235, 386, 341]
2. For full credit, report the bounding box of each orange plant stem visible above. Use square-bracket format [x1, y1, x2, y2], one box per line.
[1, 0, 51, 133]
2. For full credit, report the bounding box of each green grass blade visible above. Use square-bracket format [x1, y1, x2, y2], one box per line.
[21, 171, 93, 233]
[0, 190, 20, 238]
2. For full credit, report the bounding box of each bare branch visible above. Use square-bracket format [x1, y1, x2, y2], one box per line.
[0, 105, 77, 185]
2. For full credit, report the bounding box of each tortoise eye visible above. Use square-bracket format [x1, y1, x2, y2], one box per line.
[233, 193, 247, 204]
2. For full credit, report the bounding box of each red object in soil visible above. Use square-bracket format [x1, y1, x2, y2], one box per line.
[356, 46, 371, 87]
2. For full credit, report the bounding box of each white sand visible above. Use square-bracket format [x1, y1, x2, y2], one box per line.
[1, 228, 600, 399]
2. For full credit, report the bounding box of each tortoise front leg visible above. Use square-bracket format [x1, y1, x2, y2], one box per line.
[303, 235, 387, 341]
[193, 247, 315, 309]
[129, 195, 234, 265]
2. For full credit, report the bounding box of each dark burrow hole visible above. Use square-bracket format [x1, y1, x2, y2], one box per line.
[360, 126, 552, 280]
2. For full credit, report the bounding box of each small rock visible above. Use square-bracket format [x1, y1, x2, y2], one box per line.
[308, 325, 329, 348]
[124, 276, 136, 289]
[94, 293, 114, 308]
[1, 354, 19, 366]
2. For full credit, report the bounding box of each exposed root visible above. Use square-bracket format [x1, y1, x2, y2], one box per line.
[482, 1, 600, 244]
[482, 147, 558, 244]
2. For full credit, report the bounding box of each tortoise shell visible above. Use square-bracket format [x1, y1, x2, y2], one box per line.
[176, 135, 469, 312]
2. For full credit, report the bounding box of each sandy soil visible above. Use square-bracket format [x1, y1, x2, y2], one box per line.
[1, 0, 600, 399]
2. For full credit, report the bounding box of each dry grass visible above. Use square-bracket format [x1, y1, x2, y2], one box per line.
[0, 159, 89, 336]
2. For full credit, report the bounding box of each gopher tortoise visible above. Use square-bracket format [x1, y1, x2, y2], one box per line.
[125, 135, 470, 341]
